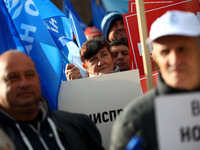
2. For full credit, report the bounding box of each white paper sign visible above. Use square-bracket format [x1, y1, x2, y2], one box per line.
[155, 92, 200, 150]
[58, 70, 142, 149]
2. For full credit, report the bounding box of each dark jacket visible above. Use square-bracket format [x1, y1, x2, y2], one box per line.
[0, 98, 104, 150]
[109, 73, 200, 150]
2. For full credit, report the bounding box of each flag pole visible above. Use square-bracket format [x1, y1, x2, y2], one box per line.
[135, 0, 154, 90]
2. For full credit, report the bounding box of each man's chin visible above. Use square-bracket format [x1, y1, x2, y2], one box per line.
[118, 65, 129, 71]
[17, 97, 39, 107]
[166, 77, 188, 90]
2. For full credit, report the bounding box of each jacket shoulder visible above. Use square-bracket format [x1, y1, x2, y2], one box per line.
[110, 89, 156, 150]
[52, 110, 95, 128]
[51, 110, 105, 150]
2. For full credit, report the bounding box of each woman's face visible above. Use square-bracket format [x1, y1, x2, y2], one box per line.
[82, 47, 114, 76]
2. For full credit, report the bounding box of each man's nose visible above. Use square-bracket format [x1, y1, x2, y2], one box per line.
[19, 77, 29, 87]
[169, 50, 180, 65]
[117, 53, 123, 59]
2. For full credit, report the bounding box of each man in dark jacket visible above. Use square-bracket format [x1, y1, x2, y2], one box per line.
[0, 50, 104, 150]
[109, 10, 200, 150]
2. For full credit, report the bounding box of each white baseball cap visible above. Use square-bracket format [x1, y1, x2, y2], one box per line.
[148, 10, 200, 42]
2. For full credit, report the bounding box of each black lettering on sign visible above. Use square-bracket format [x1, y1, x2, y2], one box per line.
[192, 125, 200, 141]
[180, 126, 190, 142]
[89, 109, 123, 124]
[102, 111, 109, 122]
[180, 125, 200, 142]
[191, 100, 200, 116]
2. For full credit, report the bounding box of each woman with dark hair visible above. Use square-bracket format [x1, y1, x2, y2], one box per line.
[80, 36, 119, 77]
[65, 37, 120, 80]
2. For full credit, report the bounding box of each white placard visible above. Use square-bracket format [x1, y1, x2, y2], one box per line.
[155, 92, 200, 150]
[58, 69, 142, 149]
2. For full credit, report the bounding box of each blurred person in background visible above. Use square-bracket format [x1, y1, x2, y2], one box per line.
[101, 11, 128, 44]
[84, 26, 102, 40]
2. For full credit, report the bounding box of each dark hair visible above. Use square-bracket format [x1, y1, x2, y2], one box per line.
[109, 40, 129, 48]
[80, 36, 110, 62]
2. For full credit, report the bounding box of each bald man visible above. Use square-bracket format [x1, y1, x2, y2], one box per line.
[0, 50, 104, 150]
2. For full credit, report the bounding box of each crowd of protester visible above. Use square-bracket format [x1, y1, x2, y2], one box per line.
[0, 2, 200, 149]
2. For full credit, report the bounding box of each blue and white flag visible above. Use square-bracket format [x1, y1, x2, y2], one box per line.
[67, 8, 87, 49]
[63, 0, 88, 30]
[0, 0, 26, 54]
[1, 0, 63, 110]
[49, 30, 87, 78]
[63, 4, 87, 77]
[34, 0, 87, 79]
[34, 0, 73, 40]
[34, 0, 73, 81]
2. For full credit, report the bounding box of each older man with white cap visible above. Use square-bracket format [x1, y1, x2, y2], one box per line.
[109, 10, 200, 150]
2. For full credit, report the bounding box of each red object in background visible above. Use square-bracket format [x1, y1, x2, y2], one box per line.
[124, 0, 200, 93]
[84, 26, 102, 38]
[140, 70, 158, 94]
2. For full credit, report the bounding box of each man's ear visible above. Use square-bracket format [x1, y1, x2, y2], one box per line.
[151, 52, 159, 70]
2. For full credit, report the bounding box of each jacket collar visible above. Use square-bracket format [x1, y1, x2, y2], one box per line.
[156, 73, 200, 96]
[0, 97, 51, 124]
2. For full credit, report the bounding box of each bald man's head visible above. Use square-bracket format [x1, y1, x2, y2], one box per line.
[0, 50, 41, 121]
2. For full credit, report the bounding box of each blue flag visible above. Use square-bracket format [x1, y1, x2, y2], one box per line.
[34, 0, 87, 79]
[34, 0, 73, 81]
[49, 30, 87, 78]
[67, 8, 87, 49]
[64, 5, 88, 78]
[90, 0, 106, 31]
[0, 0, 26, 54]
[1, 0, 63, 110]
[34, 0, 73, 40]
[63, 0, 88, 30]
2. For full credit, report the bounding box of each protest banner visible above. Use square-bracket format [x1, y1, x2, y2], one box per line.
[58, 70, 142, 149]
[155, 92, 200, 150]
[124, 0, 200, 93]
